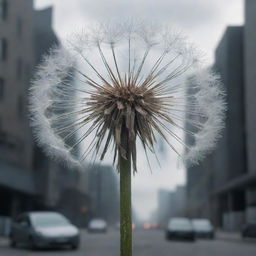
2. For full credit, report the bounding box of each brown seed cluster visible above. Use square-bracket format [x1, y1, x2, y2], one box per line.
[87, 79, 165, 172]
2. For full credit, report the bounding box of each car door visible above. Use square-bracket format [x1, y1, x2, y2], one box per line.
[13, 215, 31, 245]
[11, 214, 25, 244]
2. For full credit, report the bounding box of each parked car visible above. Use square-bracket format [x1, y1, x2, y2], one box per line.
[165, 218, 195, 241]
[9, 211, 80, 250]
[242, 223, 256, 238]
[88, 219, 107, 232]
[192, 219, 215, 239]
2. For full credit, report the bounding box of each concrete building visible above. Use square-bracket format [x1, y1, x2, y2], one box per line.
[212, 26, 248, 231]
[169, 186, 186, 218]
[157, 189, 171, 227]
[244, 0, 256, 224]
[0, 0, 36, 227]
[185, 0, 256, 231]
[0, 0, 91, 233]
[87, 164, 119, 224]
[157, 186, 186, 227]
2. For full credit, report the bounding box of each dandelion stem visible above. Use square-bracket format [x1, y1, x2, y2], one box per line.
[120, 128, 132, 256]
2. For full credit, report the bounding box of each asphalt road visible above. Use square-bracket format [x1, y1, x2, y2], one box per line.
[1, 229, 256, 256]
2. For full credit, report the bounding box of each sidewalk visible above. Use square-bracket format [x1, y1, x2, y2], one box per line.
[216, 230, 241, 242]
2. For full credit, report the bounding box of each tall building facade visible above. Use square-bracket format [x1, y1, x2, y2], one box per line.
[87, 164, 119, 224]
[186, 0, 256, 231]
[0, 0, 90, 233]
[157, 189, 171, 226]
[0, 0, 36, 223]
[244, 0, 256, 223]
[212, 26, 248, 231]
[157, 186, 186, 227]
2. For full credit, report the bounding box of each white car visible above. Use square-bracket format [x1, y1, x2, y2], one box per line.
[88, 219, 107, 232]
[10, 212, 80, 249]
[192, 219, 215, 239]
[165, 218, 195, 241]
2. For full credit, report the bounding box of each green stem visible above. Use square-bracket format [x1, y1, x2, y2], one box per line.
[120, 132, 132, 256]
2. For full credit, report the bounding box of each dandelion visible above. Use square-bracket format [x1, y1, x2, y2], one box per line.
[29, 22, 225, 256]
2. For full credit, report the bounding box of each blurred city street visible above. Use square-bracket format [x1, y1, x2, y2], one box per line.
[1, 229, 256, 256]
[1, 1, 256, 256]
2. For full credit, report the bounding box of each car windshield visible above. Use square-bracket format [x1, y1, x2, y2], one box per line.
[169, 219, 192, 229]
[90, 219, 105, 226]
[30, 213, 69, 227]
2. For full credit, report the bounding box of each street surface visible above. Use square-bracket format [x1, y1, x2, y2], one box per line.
[1, 229, 256, 256]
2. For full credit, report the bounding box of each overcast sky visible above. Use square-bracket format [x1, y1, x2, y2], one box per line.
[35, 0, 244, 220]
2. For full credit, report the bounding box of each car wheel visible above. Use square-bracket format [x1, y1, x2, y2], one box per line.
[165, 233, 171, 240]
[190, 236, 196, 242]
[28, 237, 37, 250]
[71, 243, 79, 250]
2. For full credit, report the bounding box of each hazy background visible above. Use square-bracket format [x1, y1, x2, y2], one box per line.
[34, 0, 244, 220]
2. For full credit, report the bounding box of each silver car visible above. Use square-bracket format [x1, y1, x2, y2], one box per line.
[192, 218, 215, 239]
[165, 218, 195, 241]
[10, 211, 80, 249]
[88, 219, 107, 232]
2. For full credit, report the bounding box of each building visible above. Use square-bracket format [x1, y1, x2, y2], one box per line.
[157, 186, 186, 227]
[212, 26, 247, 231]
[185, 0, 256, 231]
[244, 0, 256, 224]
[169, 185, 186, 218]
[0, 0, 37, 229]
[0, 0, 91, 234]
[157, 189, 171, 226]
[87, 164, 119, 224]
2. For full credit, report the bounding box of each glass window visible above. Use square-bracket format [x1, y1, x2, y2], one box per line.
[0, 77, 3, 100]
[17, 216, 30, 227]
[0, 0, 8, 21]
[30, 213, 70, 227]
[0, 38, 7, 61]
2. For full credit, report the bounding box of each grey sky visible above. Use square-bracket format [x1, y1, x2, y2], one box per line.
[35, 0, 244, 220]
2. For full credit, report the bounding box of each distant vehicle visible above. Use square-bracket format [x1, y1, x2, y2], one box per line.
[150, 222, 159, 229]
[165, 218, 195, 241]
[143, 222, 152, 230]
[192, 219, 215, 239]
[88, 219, 107, 232]
[143, 222, 158, 230]
[9, 211, 80, 250]
[242, 223, 256, 238]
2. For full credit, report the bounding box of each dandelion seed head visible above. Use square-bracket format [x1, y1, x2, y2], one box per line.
[29, 22, 225, 172]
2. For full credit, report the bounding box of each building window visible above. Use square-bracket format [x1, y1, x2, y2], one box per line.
[0, 38, 7, 61]
[17, 17, 23, 37]
[16, 58, 23, 79]
[0, 77, 4, 100]
[0, 0, 7, 21]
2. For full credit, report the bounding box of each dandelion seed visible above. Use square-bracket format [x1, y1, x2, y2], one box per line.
[29, 21, 226, 256]
[29, 22, 225, 171]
